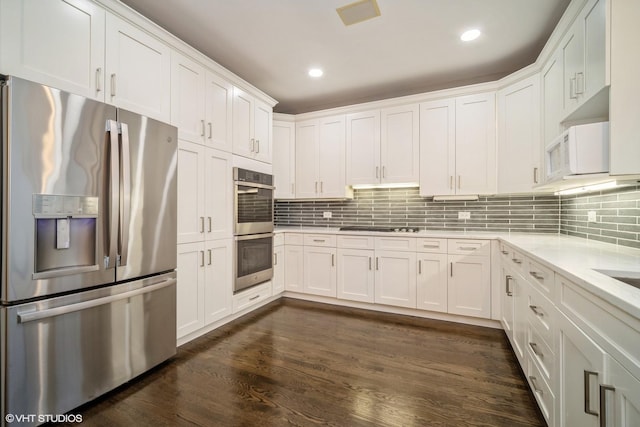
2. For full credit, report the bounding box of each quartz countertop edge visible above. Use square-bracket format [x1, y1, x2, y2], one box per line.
[274, 227, 640, 319]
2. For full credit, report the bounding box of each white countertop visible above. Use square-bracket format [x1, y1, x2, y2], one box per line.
[275, 226, 640, 319]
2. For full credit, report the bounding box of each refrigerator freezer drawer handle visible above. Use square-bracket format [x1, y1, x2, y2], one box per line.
[106, 120, 120, 269]
[17, 278, 176, 324]
[118, 122, 131, 267]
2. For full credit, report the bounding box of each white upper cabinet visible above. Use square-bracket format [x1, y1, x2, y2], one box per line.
[497, 74, 542, 193]
[609, 0, 640, 175]
[105, 13, 171, 122]
[272, 119, 296, 199]
[419, 99, 456, 196]
[233, 86, 272, 163]
[295, 116, 349, 199]
[0, 0, 105, 100]
[346, 110, 380, 185]
[380, 104, 420, 184]
[420, 93, 496, 196]
[542, 49, 565, 148]
[346, 105, 419, 185]
[171, 52, 233, 151]
[561, 0, 608, 118]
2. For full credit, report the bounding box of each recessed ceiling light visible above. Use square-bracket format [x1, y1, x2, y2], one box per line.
[460, 29, 481, 42]
[308, 68, 323, 78]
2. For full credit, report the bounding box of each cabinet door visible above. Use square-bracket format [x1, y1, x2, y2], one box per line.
[381, 104, 419, 184]
[318, 115, 346, 197]
[0, 0, 105, 100]
[177, 242, 205, 338]
[105, 13, 171, 122]
[512, 273, 529, 363]
[561, 20, 585, 114]
[583, 0, 607, 101]
[204, 239, 232, 324]
[497, 74, 541, 193]
[204, 148, 232, 240]
[205, 71, 233, 152]
[232, 86, 254, 158]
[455, 93, 497, 195]
[337, 248, 375, 303]
[303, 247, 337, 297]
[542, 49, 564, 150]
[346, 110, 380, 185]
[177, 140, 205, 244]
[419, 99, 455, 196]
[448, 254, 491, 318]
[500, 268, 515, 339]
[284, 245, 304, 292]
[558, 313, 607, 427]
[273, 120, 296, 199]
[607, 358, 640, 427]
[416, 253, 448, 313]
[272, 245, 285, 294]
[295, 120, 319, 198]
[375, 251, 417, 309]
[253, 98, 272, 163]
[170, 52, 205, 144]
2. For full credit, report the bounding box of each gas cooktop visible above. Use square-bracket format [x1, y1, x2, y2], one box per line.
[339, 226, 420, 233]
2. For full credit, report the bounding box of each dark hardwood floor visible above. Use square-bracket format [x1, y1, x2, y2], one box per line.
[60, 298, 545, 426]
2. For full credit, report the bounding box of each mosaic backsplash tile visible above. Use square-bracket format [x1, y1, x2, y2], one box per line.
[560, 184, 640, 249]
[275, 187, 560, 233]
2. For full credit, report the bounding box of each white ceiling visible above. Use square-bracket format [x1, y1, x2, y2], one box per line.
[121, 0, 571, 114]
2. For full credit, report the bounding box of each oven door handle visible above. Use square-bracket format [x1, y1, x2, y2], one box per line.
[236, 188, 259, 195]
[234, 181, 275, 190]
[234, 233, 275, 241]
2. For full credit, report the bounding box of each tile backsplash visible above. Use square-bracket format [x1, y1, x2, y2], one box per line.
[560, 184, 640, 249]
[275, 187, 559, 233]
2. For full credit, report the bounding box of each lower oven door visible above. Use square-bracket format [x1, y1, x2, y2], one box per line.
[0, 272, 176, 422]
[234, 233, 274, 293]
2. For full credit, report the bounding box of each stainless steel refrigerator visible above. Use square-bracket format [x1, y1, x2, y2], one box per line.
[0, 76, 178, 423]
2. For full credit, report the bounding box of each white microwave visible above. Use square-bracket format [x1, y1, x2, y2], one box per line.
[545, 122, 610, 182]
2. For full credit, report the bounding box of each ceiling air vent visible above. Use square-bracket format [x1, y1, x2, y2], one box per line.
[336, 0, 381, 26]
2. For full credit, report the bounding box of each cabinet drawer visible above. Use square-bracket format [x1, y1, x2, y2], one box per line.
[273, 233, 285, 246]
[506, 248, 526, 274]
[337, 235, 375, 250]
[527, 286, 556, 351]
[526, 352, 555, 426]
[416, 238, 447, 253]
[526, 258, 554, 297]
[304, 234, 337, 247]
[447, 239, 490, 256]
[527, 322, 555, 383]
[232, 282, 272, 313]
[375, 236, 416, 251]
[285, 233, 304, 245]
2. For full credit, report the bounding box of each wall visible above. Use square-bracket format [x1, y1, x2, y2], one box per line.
[275, 187, 559, 233]
[560, 184, 640, 249]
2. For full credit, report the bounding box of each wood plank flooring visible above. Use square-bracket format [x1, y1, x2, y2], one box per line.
[61, 298, 545, 426]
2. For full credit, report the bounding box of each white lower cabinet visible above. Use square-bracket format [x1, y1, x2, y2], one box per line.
[284, 245, 304, 292]
[176, 238, 232, 339]
[303, 246, 337, 297]
[337, 248, 375, 303]
[374, 250, 417, 309]
[272, 244, 285, 295]
[416, 253, 448, 312]
[448, 254, 491, 318]
[607, 358, 640, 427]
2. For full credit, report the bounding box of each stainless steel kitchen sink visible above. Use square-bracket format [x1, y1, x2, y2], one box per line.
[594, 269, 640, 290]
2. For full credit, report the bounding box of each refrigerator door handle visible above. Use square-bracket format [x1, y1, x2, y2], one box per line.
[106, 120, 120, 269]
[16, 278, 176, 323]
[119, 122, 131, 266]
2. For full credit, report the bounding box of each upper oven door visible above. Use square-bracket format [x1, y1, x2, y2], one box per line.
[234, 182, 274, 235]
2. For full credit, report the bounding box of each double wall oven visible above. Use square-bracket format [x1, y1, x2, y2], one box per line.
[233, 167, 274, 293]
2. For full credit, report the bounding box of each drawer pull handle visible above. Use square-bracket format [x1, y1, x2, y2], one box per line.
[529, 376, 543, 395]
[369, 257, 372, 271]
[418, 260, 422, 274]
[584, 370, 599, 416]
[500, 250, 509, 255]
[313, 239, 326, 242]
[529, 342, 543, 359]
[529, 305, 543, 317]
[249, 294, 261, 301]
[459, 246, 476, 251]
[529, 271, 544, 280]
[423, 244, 439, 249]
[511, 258, 523, 264]
[505, 275, 513, 297]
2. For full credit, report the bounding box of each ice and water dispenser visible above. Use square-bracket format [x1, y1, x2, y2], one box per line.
[33, 194, 99, 278]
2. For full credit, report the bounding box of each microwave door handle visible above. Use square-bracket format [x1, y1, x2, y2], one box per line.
[105, 120, 120, 269]
[118, 122, 131, 267]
